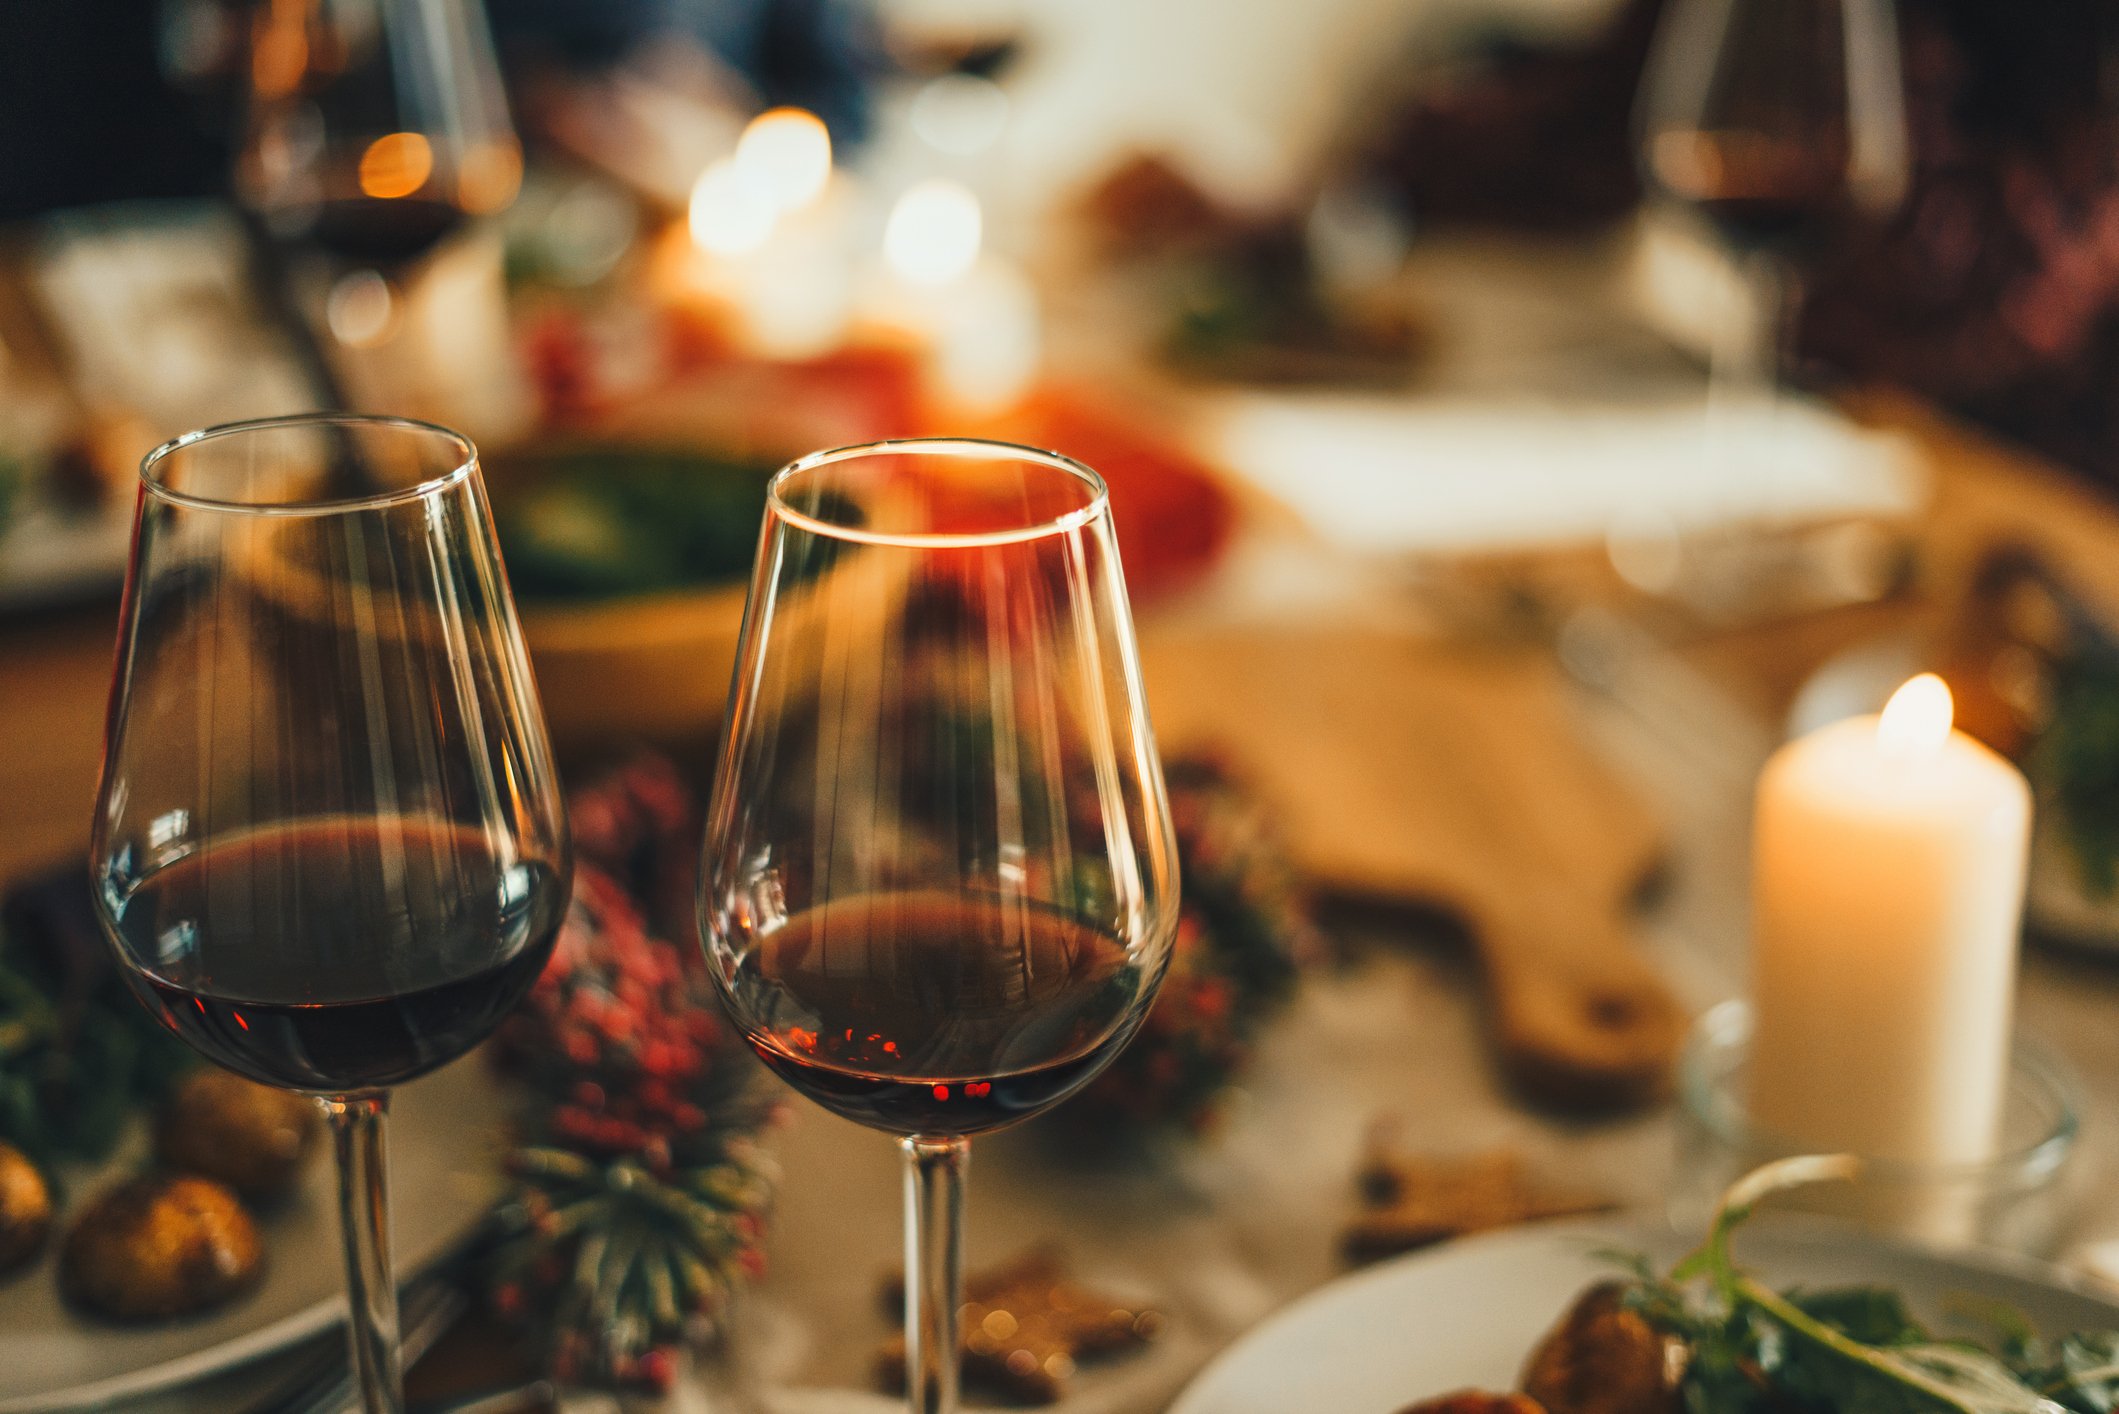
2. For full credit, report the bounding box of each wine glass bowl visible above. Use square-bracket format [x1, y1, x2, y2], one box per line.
[91, 415, 568, 1412]
[700, 440, 1179, 1410]
[1640, 0, 1908, 251]
[237, 0, 520, 270]
[1637, 0, 1908, 398]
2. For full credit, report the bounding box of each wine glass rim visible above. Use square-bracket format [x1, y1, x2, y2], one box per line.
[769, 437, 1110, 547]
[138, 413, 477, 517]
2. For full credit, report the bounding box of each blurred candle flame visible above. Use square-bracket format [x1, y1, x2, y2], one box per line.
[884, 179, 982, 287]
[689, 158, 777, 258]
[1878, 673, 1953, 757]
[735, 108, 833, 214]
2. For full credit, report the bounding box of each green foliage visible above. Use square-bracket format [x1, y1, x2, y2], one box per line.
[1161, 236, 1345, 376]
[2001, 1330, 2119, 1414]
[1621, 1158, 2116, 1414]
[493, 448, 778, 600]
[0, 926, 193, 1172]
[2035, 649, 2119, 897]
[1061, 757, 1320, 1133]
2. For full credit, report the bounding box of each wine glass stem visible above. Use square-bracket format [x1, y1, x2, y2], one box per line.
[327, 1093, 404, 1414]
[901, 1134, 969, 1414]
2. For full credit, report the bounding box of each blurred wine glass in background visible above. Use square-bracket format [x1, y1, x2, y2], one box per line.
[236, 0, 519, 273]
[1637, 0, 1908, 409]
[164, 0, 522, 407]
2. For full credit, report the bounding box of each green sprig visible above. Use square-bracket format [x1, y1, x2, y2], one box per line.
[1634, 1158, 2094, 1414]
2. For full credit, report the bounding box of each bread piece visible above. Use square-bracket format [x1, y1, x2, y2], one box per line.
[157, 1070, 319, 1199]
[1521, 1281, 1684, 1414]
[60, 1174, 264, 1321]
[0, 1143, 51, 1274]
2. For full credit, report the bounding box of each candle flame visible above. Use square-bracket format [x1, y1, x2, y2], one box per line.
[884, 179, 982, 287]
[689, 159, 776, 258]
[735, 108, 832, 213]
[1877, 673, 1953, 757]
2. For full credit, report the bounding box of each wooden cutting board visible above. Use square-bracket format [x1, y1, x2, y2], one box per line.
[1139, 623, 1684, 1110]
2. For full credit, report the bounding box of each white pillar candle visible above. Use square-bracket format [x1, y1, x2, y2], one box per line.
[1749, 674, 2031, 1189]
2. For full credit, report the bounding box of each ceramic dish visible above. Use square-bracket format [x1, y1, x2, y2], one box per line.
[1170, 1216, 2119, 1414]
[0, 1054, 506, 1413]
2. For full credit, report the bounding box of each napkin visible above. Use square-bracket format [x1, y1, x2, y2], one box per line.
[1207, 393, 1927, 556]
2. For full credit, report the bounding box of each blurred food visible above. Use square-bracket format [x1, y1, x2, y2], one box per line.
[1932, 545, 2076, 759]
[1355, 0, 1659, 233]
[1923, 546, 2119, 938]
[0, 871, 197, 1170]
[1519, 1282, 1683, 1414]
[43, 411, 155, 511]
[502, 387, 1240, 745]
[1398, 1394, 1548, 1414]
[489, 444, 783, 601]
[496, 438, 909, 747]
[1079, 154, 1229, 256]
[0, 1141, 51, 1275]
[877, 1246, 1163, 1405]
[1344, 1135, 1613, 1264]
[984, 388, 1238, 604]
[155, 1070, 319, 1201]
[484, 442, 783, 745]
[1398, 1162, 2119, 1414]
[59, 1174, 263, 1321]
[1077, 154, 1425, 384]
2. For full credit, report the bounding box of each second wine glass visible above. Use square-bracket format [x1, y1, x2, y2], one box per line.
[699, 439, 1180, 1414]
[237, 0, 521, 269]
[1638, 0, 1908, 400]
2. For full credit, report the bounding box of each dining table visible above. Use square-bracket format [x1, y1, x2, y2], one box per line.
[9, 263, 2119, 1410]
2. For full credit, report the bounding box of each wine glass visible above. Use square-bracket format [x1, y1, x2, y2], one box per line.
[699, 440, 1180, 1413]
[228, 0, 519, 394]
[237, 0, 520, 270]
[90, 415, 570, 1414]
[1637, 0, 1909, 402]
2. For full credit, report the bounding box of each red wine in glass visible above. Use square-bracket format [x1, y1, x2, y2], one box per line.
[1648, 130, 1856, 256]
[113, 816, 565, 1094]
[94, 415, 569, 1414]
[1636, 0, 1907, 403]
[700, 439, 1180, 1414]
[305, 196, 472, 271]
[730, 892, 1147, 1137]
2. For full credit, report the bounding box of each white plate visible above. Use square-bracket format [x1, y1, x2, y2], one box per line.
[1170, 1217, 2119, 1414]
[0, 1054, 508, 1412]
